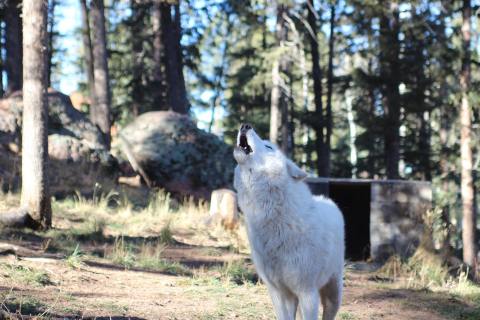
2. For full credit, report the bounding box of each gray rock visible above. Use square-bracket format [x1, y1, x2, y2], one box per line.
[118, 111, 235, 199]
[0, 90, 105, 147]
[0, 90, 117, 196]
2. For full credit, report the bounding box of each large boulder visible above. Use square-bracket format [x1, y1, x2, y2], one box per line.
[118, 111, 235, 199]
[0, 90, 117, 196]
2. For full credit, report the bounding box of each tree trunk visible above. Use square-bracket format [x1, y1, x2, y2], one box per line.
[345, 91, 358, 178]
[0, 19, 4, 97]
[152, 0, 168, 110]
[306, 0, 326, 176]
[131, 0, 145, 116]
[281, 62, 291, 156]
[90, 0, 111, 149]
[325, 3, 335, 177]
[299, 26, 311, 169]
[438, 0, 453, 256]
[419, 110, 431, 180]
[379, 1, 401, 179]
[208, 21, 231, 133]
[270, 2, 289, 153]
[21, 0, 52, 229]
[460, 0, 476, 273]
[80, 0, 95, 109]
[288, 73, 294, 157]
[366, 18, 376, 178]
[5, 0, 23, 94]
[411, 10, 431, 181]
[270, 58, 281, 144]
[162, 2, 189, 114]
[47, 0, 57, 88]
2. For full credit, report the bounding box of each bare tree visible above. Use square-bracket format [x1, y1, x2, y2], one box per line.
[5, 0, 22, 94]
[90, 0, 111, 148]
[80, 0, 95, 107]
[460, 0, 476, 274]
[21, 0, 51, 229]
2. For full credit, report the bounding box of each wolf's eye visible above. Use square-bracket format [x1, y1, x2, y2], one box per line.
[265, 145, 273, 150]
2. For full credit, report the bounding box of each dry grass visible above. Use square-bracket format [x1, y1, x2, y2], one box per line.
[375, 247, 480, 319]
[47, 188, 249, 252]
[376, 247, 449, 288]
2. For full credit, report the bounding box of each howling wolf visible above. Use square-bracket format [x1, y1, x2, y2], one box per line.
[233, 124, 344, 320]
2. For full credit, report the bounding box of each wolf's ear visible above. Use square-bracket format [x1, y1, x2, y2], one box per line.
[287, 160, 308, 181]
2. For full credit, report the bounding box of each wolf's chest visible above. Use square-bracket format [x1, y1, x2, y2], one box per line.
[246, 219, 305, 285]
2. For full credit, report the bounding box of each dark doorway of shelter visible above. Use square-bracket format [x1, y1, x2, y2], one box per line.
[329, 182, 371, 261]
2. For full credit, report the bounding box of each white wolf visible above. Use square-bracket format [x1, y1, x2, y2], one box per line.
[233, 124, 344, 320]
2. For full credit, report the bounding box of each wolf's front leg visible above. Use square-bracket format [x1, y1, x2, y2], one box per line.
[266, 283, 298, 320]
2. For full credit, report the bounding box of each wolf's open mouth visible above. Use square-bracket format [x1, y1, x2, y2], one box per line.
[239, 134, 252, 154]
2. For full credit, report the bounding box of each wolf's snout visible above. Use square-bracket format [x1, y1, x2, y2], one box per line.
[240, 123, 252, 133]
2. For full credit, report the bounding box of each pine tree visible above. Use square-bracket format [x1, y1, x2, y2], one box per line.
[90, 0, 111, 148]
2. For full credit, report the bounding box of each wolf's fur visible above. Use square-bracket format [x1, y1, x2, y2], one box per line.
[233, 126, 344, 320]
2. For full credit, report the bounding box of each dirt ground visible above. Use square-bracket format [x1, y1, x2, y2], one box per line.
[0, 192, 478, 319]
[0, 239, 478, 320]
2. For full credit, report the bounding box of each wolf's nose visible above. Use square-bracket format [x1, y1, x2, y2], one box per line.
[240, 123, 252, 132]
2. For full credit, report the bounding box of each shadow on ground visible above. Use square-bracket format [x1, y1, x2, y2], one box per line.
[0, 227, 247, 275]
[361, 287, 480, 320]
